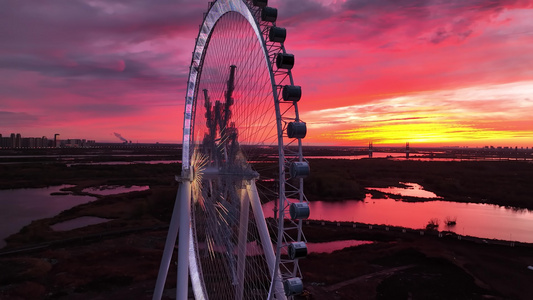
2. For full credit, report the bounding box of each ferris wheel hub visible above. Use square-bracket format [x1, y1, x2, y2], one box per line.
[201, 166, 260, 180]
[174, 168, 194, 182]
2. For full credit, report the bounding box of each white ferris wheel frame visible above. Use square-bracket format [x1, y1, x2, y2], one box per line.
[154, 1, 309, 299]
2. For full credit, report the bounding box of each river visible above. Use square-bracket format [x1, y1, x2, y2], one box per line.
[263, 183, 533, 243]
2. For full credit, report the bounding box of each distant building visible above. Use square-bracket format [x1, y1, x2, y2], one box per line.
[15, 133, 22, 148]
[21, 137, 31, 148]
[63, 139, 82, 147]
[58, 138, 96, 148]
[1, 132, 107, 149]
[54, 134, 60, 148]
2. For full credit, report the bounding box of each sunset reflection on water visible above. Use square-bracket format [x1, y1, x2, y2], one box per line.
[368, 182, 442, 199]
[263, 185, 533, 243]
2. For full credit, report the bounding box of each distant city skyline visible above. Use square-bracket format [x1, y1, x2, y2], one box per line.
[0, 132, 95, 148]
[1, 131, 530, 150]
[1, 0, 532, 147]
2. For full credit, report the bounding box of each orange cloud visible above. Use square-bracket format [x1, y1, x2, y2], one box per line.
[303, 81, 533, 146]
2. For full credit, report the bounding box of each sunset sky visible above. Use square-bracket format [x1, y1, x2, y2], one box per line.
[1, 0, 532, 147]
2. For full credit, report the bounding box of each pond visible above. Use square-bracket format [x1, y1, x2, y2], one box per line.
[306, 152, 407, 160]
[263, 183, 533, 243]
[196, 239, 372, 256]
[67, 160, 180, 166]
[0, 185, 96, 248]
[82, 185, 150, 195]
[0, 184, 155, 248]
[367, 182, 442, 199]
[306, 240, 372, 253]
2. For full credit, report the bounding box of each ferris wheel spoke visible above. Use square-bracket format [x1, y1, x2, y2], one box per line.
[236, 185, 250, 300]
[154, 1, 310, 299]
[246, 180, 286, 300]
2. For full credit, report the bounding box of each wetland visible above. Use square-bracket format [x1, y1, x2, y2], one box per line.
[1, 153, 532, 299]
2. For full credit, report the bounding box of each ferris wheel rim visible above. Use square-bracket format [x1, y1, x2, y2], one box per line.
[181, 1, 308, 299]
[185, 4, 283, 299]
[181, 0, 279, 171]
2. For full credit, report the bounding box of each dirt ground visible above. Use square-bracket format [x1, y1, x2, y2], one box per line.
[298, 223, 533, 300]
[1, 160, 532, 299]
[1, 222, 532, 300]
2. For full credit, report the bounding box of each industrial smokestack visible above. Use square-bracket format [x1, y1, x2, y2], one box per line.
[114, 132, 128, 143]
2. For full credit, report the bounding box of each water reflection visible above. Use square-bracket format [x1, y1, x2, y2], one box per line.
[307, 240, 372, 253]
[306, 152, 406, 160]
[368, 182, 442, 199]
[0, 185, 97, 248]
[263, 195, 533, 243]
[82, 185, 149, 195]
[195, 240, 372, 256]
[67, 160, 180, 166]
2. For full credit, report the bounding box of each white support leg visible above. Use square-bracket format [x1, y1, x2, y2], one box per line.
[247, 181, 286, 300]
[236, 186, 250, 300]
[177, 180, 192, 300]
[153, 184, 182, 300]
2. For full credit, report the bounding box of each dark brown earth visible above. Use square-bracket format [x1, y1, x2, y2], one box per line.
[2, 222, 532, 300]
[298, 223, 533, 300]
[303, 159, 533, 209]
[1, 159, 532, 299]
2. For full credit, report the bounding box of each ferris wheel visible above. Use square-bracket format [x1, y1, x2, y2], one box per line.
[154, 0, 310, 299]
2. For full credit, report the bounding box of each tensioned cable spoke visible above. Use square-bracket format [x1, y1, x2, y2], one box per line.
[183, 2, 309, 299]
[191, 11, 278, 300]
